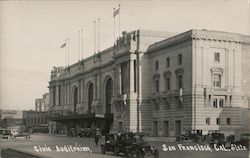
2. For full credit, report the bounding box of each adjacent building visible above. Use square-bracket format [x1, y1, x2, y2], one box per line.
[35, 93, 49, 112]
[48, 29, 250, 137]
[0, 110, 23, 130]
[23, 110, 49, 133]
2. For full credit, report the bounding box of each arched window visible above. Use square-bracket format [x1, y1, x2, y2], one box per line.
[88, 83, 94, 110]
[105, 78, 113, 114]
[73, 87, 78, 114]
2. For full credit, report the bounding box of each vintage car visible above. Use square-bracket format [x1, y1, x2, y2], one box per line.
[206, 131, 225, 146]
[235, 133, 250, 149]
[176, 130, 204, 142]
[0, 129, 12, 140]
[101, 132, 159, 158]
[10, 129, 31, 141]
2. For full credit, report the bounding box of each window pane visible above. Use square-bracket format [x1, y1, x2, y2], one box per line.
[214, 53, 220, 62]
[227, 118, 231, 125]
[166, 58, 170, 68]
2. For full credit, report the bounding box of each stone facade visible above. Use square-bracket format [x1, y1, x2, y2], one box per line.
[48, 29, 250, 137]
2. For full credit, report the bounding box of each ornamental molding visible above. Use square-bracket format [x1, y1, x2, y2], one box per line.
[175, 68, 184, 75]
[153, 74, 161, 79]
[164, 71, 171, 78]
[210, 67, 223, 75]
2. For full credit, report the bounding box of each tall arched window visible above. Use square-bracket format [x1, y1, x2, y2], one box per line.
[88, 83, 94, 110]
[73, 87, 78, 114]
[105, 78, 113, 114]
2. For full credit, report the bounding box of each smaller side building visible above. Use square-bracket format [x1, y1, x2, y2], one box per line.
[23, 111, 49, 133]
[0, 110, 23, 129]
[1, 118, 25, 133]
[35, 93, 49, 112]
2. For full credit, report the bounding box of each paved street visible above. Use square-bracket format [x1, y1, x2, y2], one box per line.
[0, 134, 249, 158]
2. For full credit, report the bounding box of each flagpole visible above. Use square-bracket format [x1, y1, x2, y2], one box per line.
[67, 38, 70, 67]
[94, 20, 96, 56]
[113, 7, 116, 57]
[78, 31, 80, 62]
[64, 39, 67, 68]
[119, 4, 121, 37]
[98, 18, 100, 53]
[81, 29, 83, 60]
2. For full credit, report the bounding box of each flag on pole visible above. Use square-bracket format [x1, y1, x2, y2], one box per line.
[60, 42, 66, 48]
[113, 8, 120, 17]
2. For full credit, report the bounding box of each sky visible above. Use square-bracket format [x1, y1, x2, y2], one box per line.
[0, 0, 249, 110]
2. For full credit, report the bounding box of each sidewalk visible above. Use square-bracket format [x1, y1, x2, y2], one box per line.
[39, 133, 176, 142]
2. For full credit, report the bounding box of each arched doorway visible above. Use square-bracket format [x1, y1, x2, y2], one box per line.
[73, 87, 78, 114]
[105, 78, 113, 114]
[88, 83, 94, 112]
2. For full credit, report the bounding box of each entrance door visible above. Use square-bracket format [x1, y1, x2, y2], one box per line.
[153, 121, 158, 136]
[175, 120, 181, 136]
[163, 121, 169, 136]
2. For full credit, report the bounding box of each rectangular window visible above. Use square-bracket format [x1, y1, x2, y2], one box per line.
[178, 54, 182, 65]
[134, 60, 137, 92]
[58, 85, 61, 106]
[227, 118, 231, 125]
[155, 60, 159, 70]
[216, 118, 220, 125]
[166, 78, 170, 90]
[155, 80, 159, 92]
[206, 118, 210, 125]
[213, 74, 221, 88]
[219, 99, 224, 108]
[213, 99, 218, 108]
[214, 53, 220, 62]
[177, 75, 183, 89]
[166, 58, 170, 68]
[53, 87, 56, 106]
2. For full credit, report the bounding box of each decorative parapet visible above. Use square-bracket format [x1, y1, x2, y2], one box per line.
[147, 29, 244, 53]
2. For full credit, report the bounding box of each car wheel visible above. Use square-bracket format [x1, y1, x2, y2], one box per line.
[10, 136, 15, 141]
[153, 149, 159, 158]
[180, 136, 185, 142]
[197, 136, 202, 142]
[26, 136, 31, 141]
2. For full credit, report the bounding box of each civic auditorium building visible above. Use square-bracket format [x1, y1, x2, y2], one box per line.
[48, 29, 250, 137]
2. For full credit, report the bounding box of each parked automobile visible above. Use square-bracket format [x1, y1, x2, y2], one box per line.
[10, 129, 31, 141]
[0, 129, 12, 140]
[176, 130, 204, 142]
[206, 131, 225, 146]
[235, 133, 250, 149]
[101, 132, 159, 158]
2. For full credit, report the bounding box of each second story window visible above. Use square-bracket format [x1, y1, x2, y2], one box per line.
[155, 80, 160, 92]
[227, 118, 231, 125]
[219, 99, 224, 108]
[214, 53, 220, 63]
[213, 99, 218, 108]
[216, 118, 221, 125]
[165, 77, 170, 91]
[178, 54, 182, 65]
[177, 75, 183, 89]
[213, 74, 221, 88]
[206, 118, 210, 125]
[155, 60, 159, 71]
[166, 58, 170, 68]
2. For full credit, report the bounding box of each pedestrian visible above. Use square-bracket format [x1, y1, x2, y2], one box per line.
[94, 129, 101, 146]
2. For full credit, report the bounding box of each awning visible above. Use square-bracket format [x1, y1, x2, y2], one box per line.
[49, 113, 113, 121]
